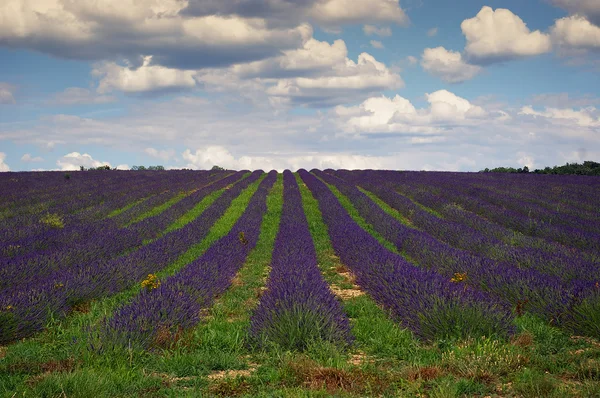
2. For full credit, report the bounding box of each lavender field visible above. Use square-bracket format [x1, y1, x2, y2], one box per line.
[1, 169, 599, 397]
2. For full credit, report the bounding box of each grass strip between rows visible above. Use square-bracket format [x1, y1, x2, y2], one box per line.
[0, 175, 265, 396]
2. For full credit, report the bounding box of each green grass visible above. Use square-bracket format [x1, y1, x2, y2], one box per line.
[2, 172, 600, 397]
[126, 192, 188, 226]
[0, 175, 265, 397]
[106, 197, 148, 218]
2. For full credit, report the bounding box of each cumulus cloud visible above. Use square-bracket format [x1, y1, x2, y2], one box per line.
[519, 105, 600, 127]
[94, 56, 197, 94]
[427, 27, 438, 37]
[144, 147, 176, 161]
[0, 152, 9, 171]
[549, 0, 600, 25]
[265, 52, 403, 107]
[3, 89, 600, 172]
[56, 152, 111, 170]
[406, 55, 418, 65]
[0, 83, 16, 104]
[334, 89, 490, 135]
[516, 152, 535, 169]
[182, 0, 408, 27]
[363, 25, 392, 37]
[49, 87, 117, 105]
[231, 37, 348, 78]
[461, 6, 552, 63]
[182, 145, 395, 171]
[308, 0, 408, 26]
[421, 47, 483, 83]
[551, 16, 600, 50]
[0, 0, 309, 69]
[0, 0, 408, 71]
[21, 153, 44, 162]
[370, 40, 384, 49]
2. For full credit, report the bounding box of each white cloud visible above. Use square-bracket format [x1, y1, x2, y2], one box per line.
[49, 87, 117, 105]
[549, 0, 600, 25]
[0, 83, 16, 104]
[266, 52, 403, 107]
[0, 152, 9, 171]
[4, 89, 599, 174]
[115, 164, 129, 170]
[309, 0, 408, 26]
[0, 1, 309, 69]
[56, 152, 111, 170]
[426, 90, 488, 121]
[335, 89, 489, 135]
[516, 152, 535, 169]
[519, 105, 600, 127]
[231, 37, 348, 78]
[427, 27, 438, 37]
[406, 55, 418, 65]
[461, 6, 552, 63]
[370, 40, 384, 49]
[421, 47, 483, 83]
[363, 25, 392, 37]
[551, 16, 600, 50]
[144, 147, 176, 162]
[21, 153, 44, 162]
[94, 56, 197, 94]
[182, 145, 395, 171]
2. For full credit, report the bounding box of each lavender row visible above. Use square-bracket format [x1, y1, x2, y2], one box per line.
[0, 171, 262, 343]
[378, 173, 599, 265]
[371, 170, 600, 224]
[250, 171, 352, 350]
[328, 170, 600, 283]
[0, 220, 143, 293]
[102, 171, 276, 349]
[109, 171, 229, 227]
[299, 170, 515, 342]
[1, 171, 240, 260]
[359, 170, 600, 256]
[319, 170, 599, 337]
[0, 172, 241, 288]
[448, 176, 600, 235]
[0, 171, 207, 251]
[0, 171, 171, 236]
[127, 172, 247, 241]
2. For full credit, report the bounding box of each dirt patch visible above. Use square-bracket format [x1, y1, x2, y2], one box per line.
[406, 366, 445, 382]
[348, 352, 373, 366]
[283, 356, 396, 395]
[511, 332, 534, 348]
[230, 274, 244, 287]
[571, 335, 600, 348]
[330, 285, 364, 300]
[10, 357, 76, 376]
[328, 263, 365, 300]
[207, 368, 255, 381]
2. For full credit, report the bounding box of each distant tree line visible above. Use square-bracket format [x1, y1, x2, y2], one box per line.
[80, 165, 113, 171]
[480, 161, 600, 176]
[131, 165, 165, 171]
[78, 165, 166, 171]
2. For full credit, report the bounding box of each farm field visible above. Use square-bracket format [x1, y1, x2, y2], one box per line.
[1, 169, 600, 397]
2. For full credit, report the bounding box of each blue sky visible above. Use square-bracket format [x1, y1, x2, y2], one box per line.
[0, 0, 599, 172]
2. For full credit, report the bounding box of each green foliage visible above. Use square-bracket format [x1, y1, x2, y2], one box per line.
[82, 165, 112, 171]
[40, 213, 64, 229]
[481, 160, 600, 175]
[131, 165, 164, 171]
[211, 165, 226, 171]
